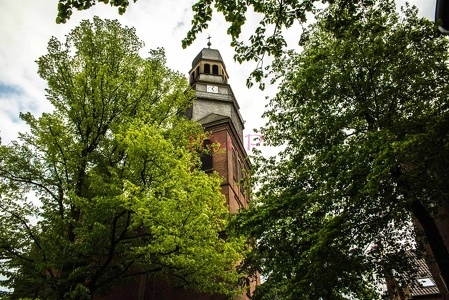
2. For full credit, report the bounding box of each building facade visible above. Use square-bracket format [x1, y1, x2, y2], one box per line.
[387, 255, 445, 300]
[186, 47, 251, 214]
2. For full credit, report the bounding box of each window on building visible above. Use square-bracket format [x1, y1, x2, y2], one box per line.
[237, 159, 243, 180]
[417, 278, 436, 288]
[200, 140, 213, 171]
[234, 195, 244, 212]
[238, 159, 244, 194]
[245, 278, 252, 297]
[232, 150, 238, 181]
[204, 63, 211, 74]
[212, 65, 219, 74]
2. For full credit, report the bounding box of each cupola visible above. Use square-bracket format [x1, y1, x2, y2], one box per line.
[189, 48, 229, 85]
[187, 47, 245, 141]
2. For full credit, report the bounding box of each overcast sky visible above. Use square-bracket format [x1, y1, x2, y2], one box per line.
[0, 0, 436, 155]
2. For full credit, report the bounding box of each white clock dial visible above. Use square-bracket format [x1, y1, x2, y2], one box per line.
[206, 85, 218, 93]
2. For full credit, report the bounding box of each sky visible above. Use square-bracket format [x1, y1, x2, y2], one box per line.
[0, 0, 436, 156]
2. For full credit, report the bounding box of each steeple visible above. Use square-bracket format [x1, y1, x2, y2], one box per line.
[187, 48, 258, 295]
[95, 47, 258, 300]
[190, 48, 228, 84]
[188, 48, 245, 142]
[207, 35, 212, 48]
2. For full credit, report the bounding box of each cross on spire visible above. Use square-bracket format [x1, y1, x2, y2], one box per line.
[207, 35, 212, 48]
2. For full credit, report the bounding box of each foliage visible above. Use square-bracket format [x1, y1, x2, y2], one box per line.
[231, 1, 449, 299]
[184, 0, 377, 85]
[54, 0, 372, 79]
[56, 0, 136, 24]
[0, 17, 245, 300]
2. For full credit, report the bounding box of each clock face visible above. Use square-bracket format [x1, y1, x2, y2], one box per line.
[206, 85, 218, 93]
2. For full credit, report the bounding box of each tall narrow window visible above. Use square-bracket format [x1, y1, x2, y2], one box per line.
[239, 160, 245, 194]
[212, 65, 219, 74]
[232, 150, 238, 181]
[201, 140, 213, 171]
[238, 159, 244, 189]
[246, 278, 252, 297]
[204, 63, 211, 74]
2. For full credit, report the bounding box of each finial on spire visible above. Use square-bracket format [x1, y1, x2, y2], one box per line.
[207, 35, 212, 48]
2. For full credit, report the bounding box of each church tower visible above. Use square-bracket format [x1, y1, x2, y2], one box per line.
[187, 47, 251, 213]
[96, 47, 257, 300]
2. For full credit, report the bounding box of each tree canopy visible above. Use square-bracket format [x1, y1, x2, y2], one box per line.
[56, 0, 135, 23]
[231, 1, 449, 299]
[0, 17, 245, 300]
[55, 0, 370, 69]
[55, 1, 432, 86]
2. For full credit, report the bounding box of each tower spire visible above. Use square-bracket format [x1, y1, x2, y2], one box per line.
[207, 35, 212, 48]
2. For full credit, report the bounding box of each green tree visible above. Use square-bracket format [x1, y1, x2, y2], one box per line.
[185, 0, 377, 85]
[56, 0, 134, 24]
[55, 0, 361, 27]
[54, 1, 407, 86]
[0, 17, 245, 300]
[54, 0, 372, 70]
[231, 1, 449, 299]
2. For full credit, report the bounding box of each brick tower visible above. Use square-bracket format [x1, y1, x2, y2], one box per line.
[186, 47, 251, 214]
[97, 47, 258, 300]
[143, 47, 257, 299]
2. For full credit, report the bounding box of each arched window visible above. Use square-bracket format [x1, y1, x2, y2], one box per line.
[201, 140, 213, 171]
[204, 63, 211, 74]
[212, 65, 219, 75]
[232, 149, 238, 181]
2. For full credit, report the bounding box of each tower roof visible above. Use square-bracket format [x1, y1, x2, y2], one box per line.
[192, 48, 226, 69]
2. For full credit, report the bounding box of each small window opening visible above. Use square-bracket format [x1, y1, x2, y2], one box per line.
[246, 278, 252, 297]
[232, 150, 238, 181]
[212, 65, 219, 75]
[238, 159, 244, 194]
[201, 140, 213, 171]
[204, 64, 211, 74]
[417, 278, 436, 288]
[238, 159, 242, 182]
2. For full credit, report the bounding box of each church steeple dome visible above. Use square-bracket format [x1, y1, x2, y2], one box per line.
[187, 48, 245, 142]
[189, 48, 229, 85]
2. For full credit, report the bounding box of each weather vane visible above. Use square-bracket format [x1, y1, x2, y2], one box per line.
[207, 34, 212, 48]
